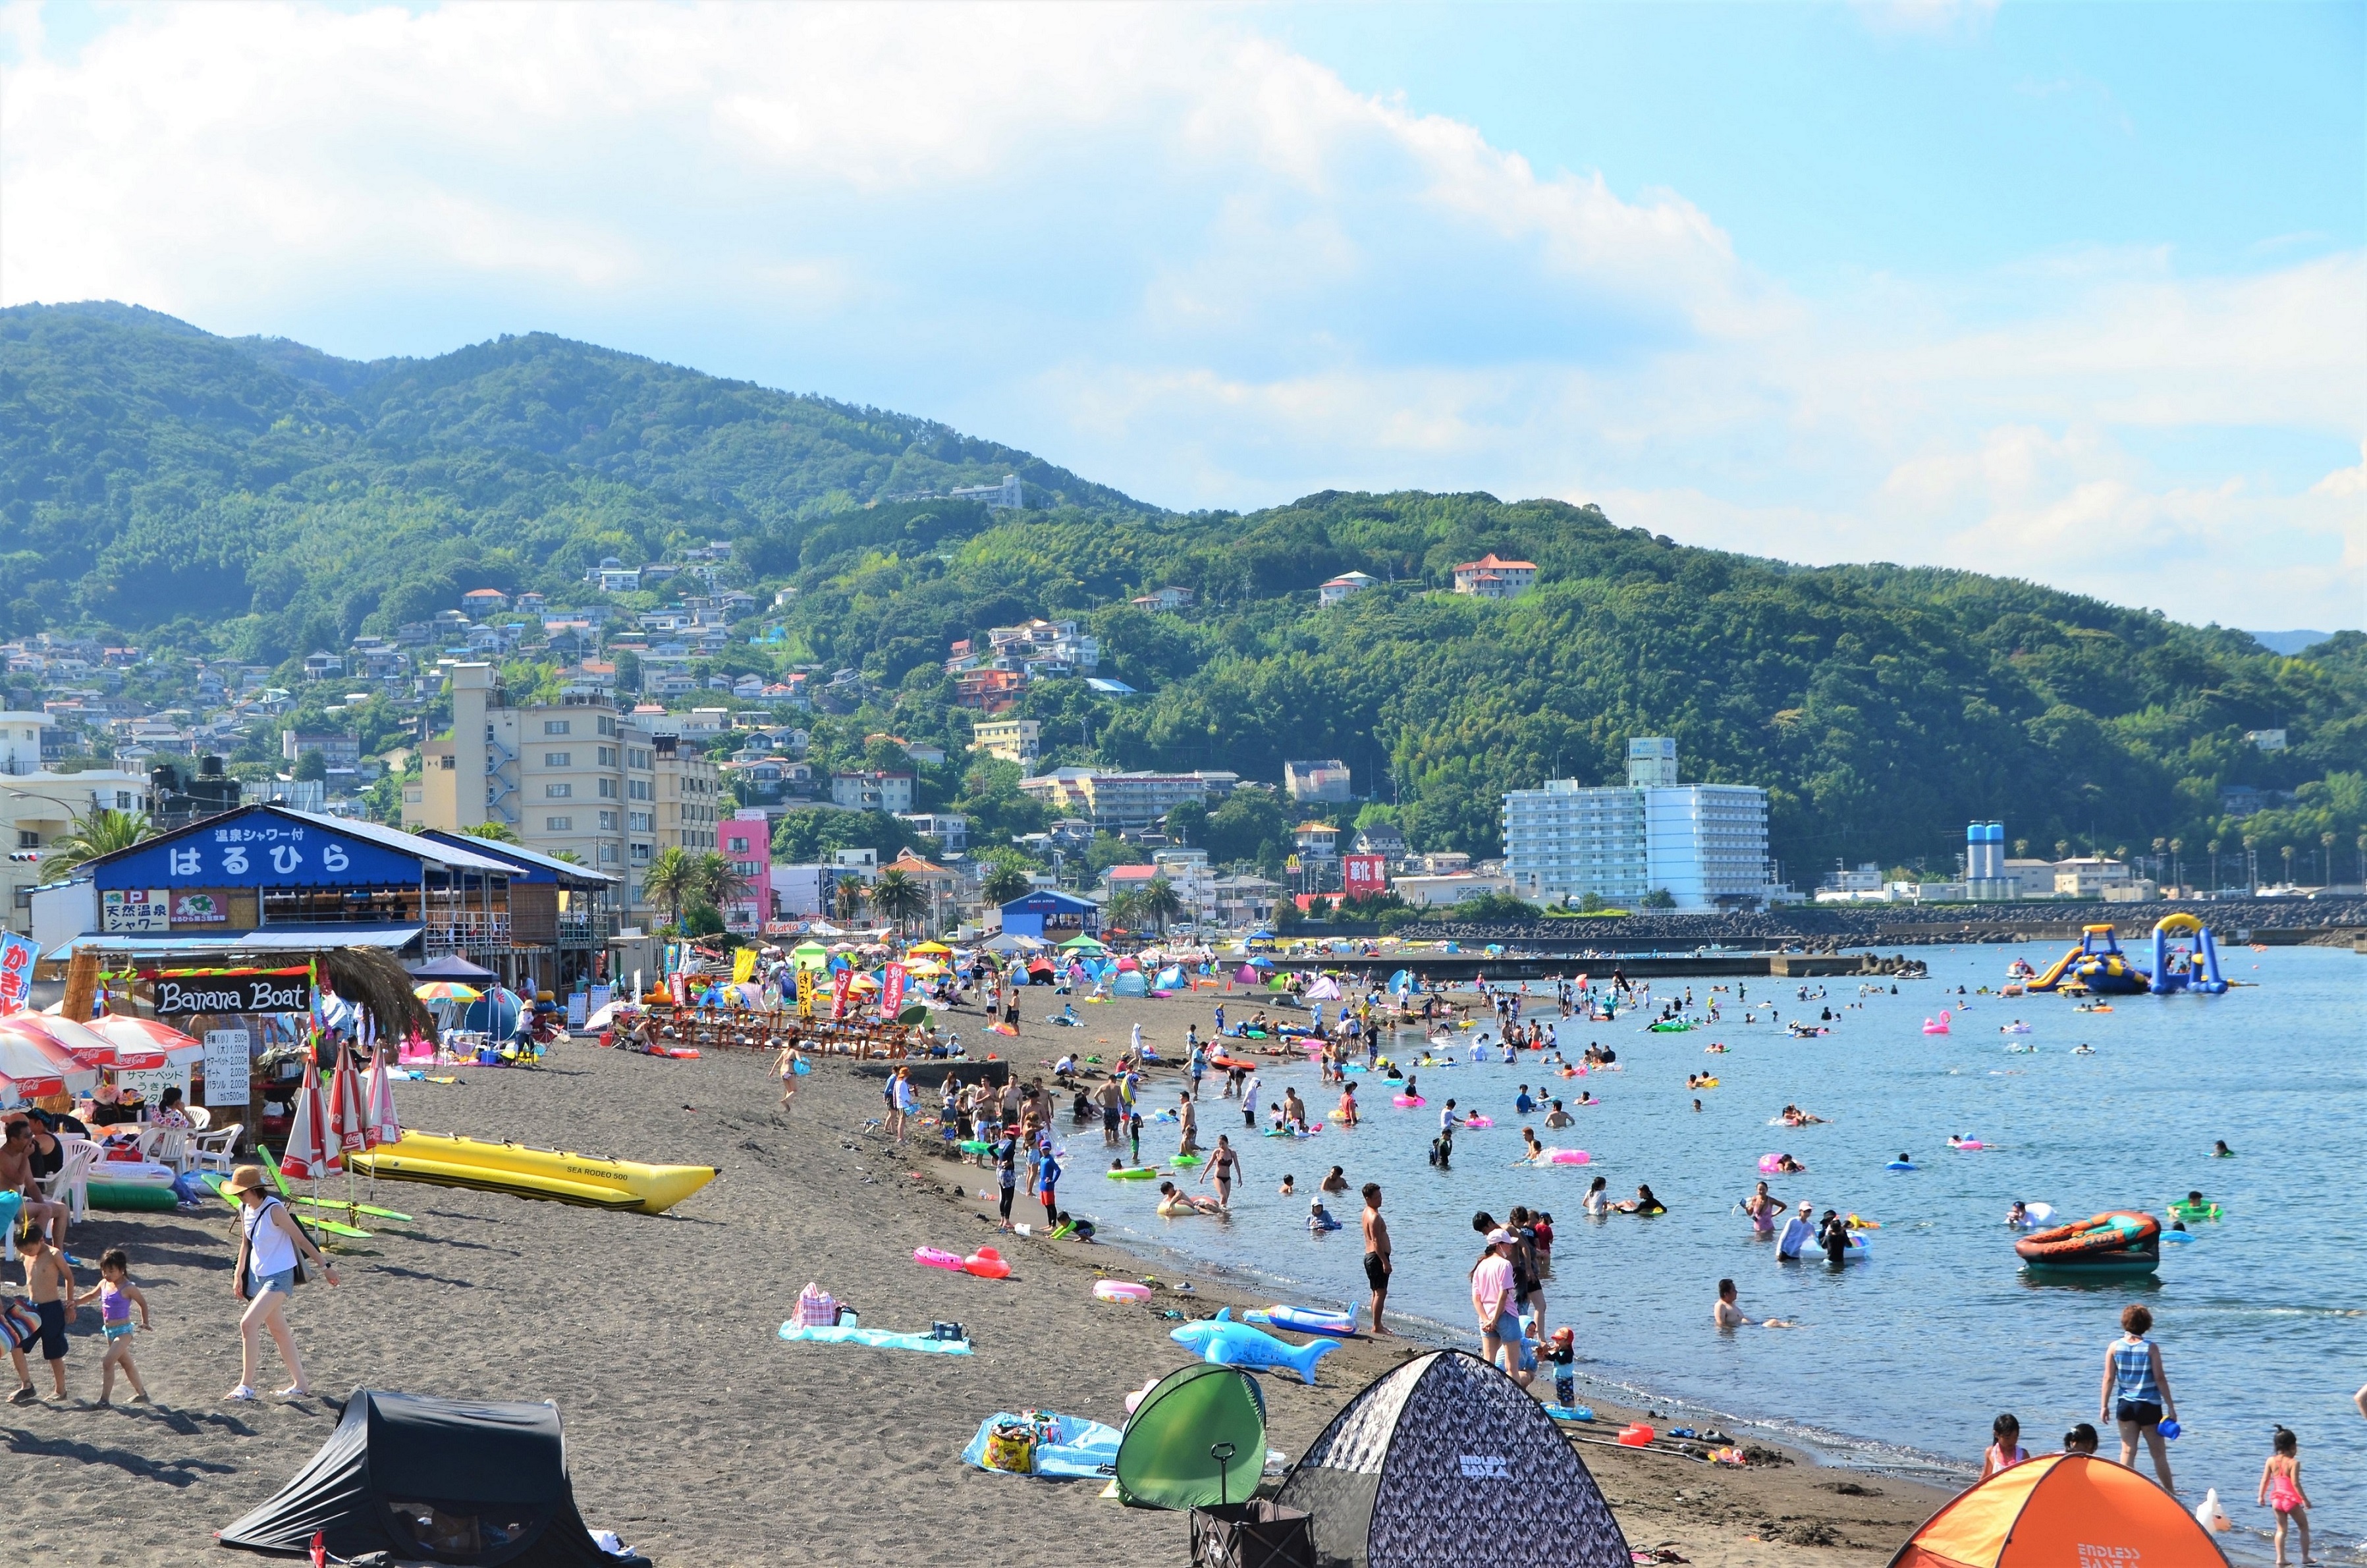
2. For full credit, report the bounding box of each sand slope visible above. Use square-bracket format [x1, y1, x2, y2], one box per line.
[2, 1007, 1946, 1565]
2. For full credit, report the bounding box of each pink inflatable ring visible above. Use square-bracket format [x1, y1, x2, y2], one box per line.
[1093, 1279, 1152, 1303]
[1545, 1149, 1590, 1165]
[913, 1247, 963, 1270]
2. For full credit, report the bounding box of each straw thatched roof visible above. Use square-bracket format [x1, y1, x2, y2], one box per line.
[323, 946, 439, 1042]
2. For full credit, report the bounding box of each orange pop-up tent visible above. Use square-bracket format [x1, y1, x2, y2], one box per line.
[1889, 1453, 2229, 1568]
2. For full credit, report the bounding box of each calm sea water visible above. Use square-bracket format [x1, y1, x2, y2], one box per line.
[1085, 943, 2364, 1563]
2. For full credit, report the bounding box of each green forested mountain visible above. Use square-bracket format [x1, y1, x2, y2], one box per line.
[3, 301, 2360, 882]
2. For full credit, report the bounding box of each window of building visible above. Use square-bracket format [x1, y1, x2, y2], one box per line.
[597, 746, 617, 767]
[631, 842, 652, 863]
[598, 716, 617, 737]
[544, 752, 572, 767]
[545, 782, 572, 798]
[628, 779, 651, 800]
[628, 811, 653, 832]
[544, 720, 572, 736]
[546, 815, 574, 832]
[16, 830, 38, 850]
[598, 777, 617, 798]
[598, 811, 618, 830]
[598, 842, 618, 864]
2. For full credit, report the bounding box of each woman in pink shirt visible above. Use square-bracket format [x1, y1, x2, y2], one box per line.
[1470, 1228, 1519, 1374]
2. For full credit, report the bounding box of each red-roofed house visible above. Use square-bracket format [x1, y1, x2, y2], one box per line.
[1452, 554, 1538, 599]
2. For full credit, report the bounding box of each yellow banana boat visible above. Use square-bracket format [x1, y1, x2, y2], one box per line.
[346, 1132, 717, 1215]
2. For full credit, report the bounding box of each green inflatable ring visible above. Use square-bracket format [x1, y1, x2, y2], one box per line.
[88, 1181, 180, 1212]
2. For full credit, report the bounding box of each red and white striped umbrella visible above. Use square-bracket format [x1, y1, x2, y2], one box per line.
[0, 1023, 100, 1099]
[363, 1050, 404, 1149]
[279, 1068, 337, 1179]
[325, 1052, 369, 1156]
[7, 1014, 158, 1071]
[88, 1015, 207, 1068]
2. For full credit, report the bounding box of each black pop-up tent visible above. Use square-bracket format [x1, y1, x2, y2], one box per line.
[217, 1389, 640, 1565]
[1274, 1351, 1630, 1568]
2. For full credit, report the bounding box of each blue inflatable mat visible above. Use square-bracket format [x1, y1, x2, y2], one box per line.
[776, 1322, 973, 1355]
[960, 1412, 1122, 1480]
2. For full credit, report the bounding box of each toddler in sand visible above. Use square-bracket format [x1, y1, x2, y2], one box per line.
[16, 1229, 75, 1401]
[74, 1247, 153, 1405]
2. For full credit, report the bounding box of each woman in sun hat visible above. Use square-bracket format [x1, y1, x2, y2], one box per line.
[225, 1165, 339, 1403]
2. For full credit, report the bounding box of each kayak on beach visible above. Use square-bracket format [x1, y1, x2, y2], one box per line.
[346, 1131, 717, 1214]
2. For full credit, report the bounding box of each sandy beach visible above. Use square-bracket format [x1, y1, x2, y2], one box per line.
[3, 990, 1952, 1565]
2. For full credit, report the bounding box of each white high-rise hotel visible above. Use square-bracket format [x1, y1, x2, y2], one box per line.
[1502, 738, 1776, 910]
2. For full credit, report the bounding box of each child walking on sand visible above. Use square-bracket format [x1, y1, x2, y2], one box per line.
[2256, 1426, 2312, 1567]
[16, 1229, 74, 1402]
[74, 1248, 152, 1405]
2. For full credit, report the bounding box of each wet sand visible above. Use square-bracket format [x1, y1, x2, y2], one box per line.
[1, 989, 1949, 1564]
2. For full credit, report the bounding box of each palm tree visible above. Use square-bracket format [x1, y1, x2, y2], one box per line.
[40, 807, 153, 876]
[2320, 830, 2337, 887]
[2206, 839, 2221, 890]
[980, 862, 1032, 906]
[1103, 888, 1141, 933]
[1139, 875, 1185, 934]
[641, 845, 697, 931]
[2279, 842, 2294, 888]
[2168, 838, 2183, 890]
[692, 850, 749, 912]
[832, 876, 869, 925]
[2054, 839, 2070, 861]
[463, 821, 520, 844]
[871, 868, 928, 936]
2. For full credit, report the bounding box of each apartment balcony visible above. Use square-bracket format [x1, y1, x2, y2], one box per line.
[555, 910, 618, 948]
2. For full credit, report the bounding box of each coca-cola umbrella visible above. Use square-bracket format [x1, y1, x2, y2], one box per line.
[279, 1068, 337, 1181]
[11, 1014, 163, 1071]
[363, 1051, 404, 1148]
[0, 1023, 101, 1100]
[88, 1015, 207, 1068]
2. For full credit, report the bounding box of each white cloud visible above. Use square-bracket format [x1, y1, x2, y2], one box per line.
[0, 0, 2358, 627]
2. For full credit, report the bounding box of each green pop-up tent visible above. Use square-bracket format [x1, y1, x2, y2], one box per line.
[1114, 1363, 1268, 1510]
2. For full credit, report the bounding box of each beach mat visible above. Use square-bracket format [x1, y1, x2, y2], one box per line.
[960, 1412, 1122, 1480]
[776, 1322, 973, 1355]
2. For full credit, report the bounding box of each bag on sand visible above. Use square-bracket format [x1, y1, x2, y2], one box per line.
[981, 1422, 1036, 1474]
[794, 1284, 837, 1328]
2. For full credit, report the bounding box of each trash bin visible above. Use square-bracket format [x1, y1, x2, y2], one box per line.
[1189, 1500, 1316, 1568]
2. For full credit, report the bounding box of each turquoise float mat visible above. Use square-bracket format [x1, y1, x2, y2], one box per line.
[776, 1322, 973, 1355]
[960, 1412, 1122, 1480]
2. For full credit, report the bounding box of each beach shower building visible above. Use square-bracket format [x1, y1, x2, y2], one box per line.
[1502, 738, 1774, 910]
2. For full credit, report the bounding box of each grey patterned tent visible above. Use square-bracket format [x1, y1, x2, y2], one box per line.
[1273, 1350, 1630, 1568]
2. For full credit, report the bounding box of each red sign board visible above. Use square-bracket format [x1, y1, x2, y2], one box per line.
[1344, 855, 1388, 894]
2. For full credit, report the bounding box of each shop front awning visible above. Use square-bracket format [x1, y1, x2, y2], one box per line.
[47, 925, 426, 961]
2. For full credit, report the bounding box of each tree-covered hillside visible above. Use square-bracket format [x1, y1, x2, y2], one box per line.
[3, 302, 2359, 883]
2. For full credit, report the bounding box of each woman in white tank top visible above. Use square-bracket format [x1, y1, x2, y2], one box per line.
[226, 1165, 339, 1403]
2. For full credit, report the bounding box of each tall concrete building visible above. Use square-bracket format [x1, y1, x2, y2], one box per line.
[1502, 738, 1773, 911]
[403, 664, 718, 915]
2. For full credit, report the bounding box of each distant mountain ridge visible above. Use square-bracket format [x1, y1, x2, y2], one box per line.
[1, 300, 2360, 878]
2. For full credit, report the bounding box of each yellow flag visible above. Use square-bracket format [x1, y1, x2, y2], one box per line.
[732, 947, 758, 985]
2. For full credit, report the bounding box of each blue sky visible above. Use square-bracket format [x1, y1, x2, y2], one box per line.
[3, 0, 2360, 627]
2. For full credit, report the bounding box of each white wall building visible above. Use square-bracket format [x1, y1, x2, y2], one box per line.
[1502, 738, 1774, 911]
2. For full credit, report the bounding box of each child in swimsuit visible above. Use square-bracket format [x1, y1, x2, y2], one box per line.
[74, 1248, 151, 1405]
[1980, 1413, 2027, 1478]
[2257, 1426, 2311, 1567]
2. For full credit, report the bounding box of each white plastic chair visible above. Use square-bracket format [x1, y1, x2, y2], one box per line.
[142, 1124, 194, 1174]
[188, 1105, 213, 1131]
[192, 1119, 243, 1176]
[40, 1136, 99, 1224]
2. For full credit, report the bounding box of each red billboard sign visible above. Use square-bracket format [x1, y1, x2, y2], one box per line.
[1344, 854, 1388, 895]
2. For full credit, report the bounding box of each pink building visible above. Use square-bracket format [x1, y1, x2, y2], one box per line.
[719, 809, 773, 934]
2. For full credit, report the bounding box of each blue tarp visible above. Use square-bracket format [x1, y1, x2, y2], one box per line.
[960, 1411, 1123, 1480]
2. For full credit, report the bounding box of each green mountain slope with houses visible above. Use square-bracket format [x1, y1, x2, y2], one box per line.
[3, 301, 2360, 890]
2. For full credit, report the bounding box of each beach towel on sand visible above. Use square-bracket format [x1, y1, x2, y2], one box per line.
[960, 1412, 1123, 1480]
[776, 1322, 974, 1355]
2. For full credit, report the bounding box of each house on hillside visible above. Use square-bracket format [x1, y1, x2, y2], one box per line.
[1452, 554, 1538, 599]
[1319, 571, 1378, 607]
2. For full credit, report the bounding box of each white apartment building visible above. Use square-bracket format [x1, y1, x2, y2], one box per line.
[830, 771, 915, 813]
[1502, 738, 1774, 911]
[0, 713, 149, 936]
[1016, 768, 1239, 831]
[402, 665, 718, 914]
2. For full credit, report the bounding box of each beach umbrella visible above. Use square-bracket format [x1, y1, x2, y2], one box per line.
[363, 1052, 404, 1149]
[1246, 956, 1274, 970]
[7, 1014, 165, 1071]
[0, 1023, 100, 1098]
[412, 982, 482, 1003]
[280, 1068, 337, 1179]
[908, 941, 954, 956]
[326, 1053, 370, 1157]
[90, 1015, 207, 1067]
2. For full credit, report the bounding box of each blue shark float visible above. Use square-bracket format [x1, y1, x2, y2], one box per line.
[1170, 1309, 1338, 1384]
[2027, 917, 2229, 996]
